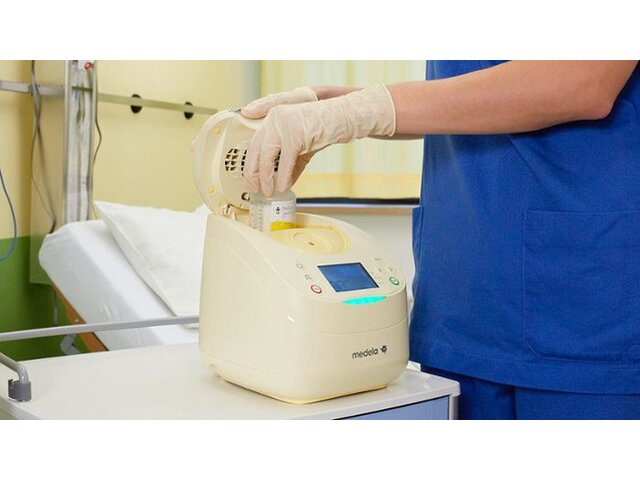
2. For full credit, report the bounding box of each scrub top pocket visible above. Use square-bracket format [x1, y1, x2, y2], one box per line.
[523, 210, 640, 363]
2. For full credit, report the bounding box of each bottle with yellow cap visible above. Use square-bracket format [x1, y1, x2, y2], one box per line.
[249, 189, 296, 233]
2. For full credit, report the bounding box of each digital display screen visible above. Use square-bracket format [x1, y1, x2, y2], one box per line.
[317, 263, 378, 292]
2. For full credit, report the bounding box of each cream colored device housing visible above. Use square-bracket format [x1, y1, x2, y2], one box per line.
[193, 111, 409, 404]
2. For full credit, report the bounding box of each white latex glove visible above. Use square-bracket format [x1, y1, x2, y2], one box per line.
[241, 86, 318, 119]
[243, 84, 396, 196]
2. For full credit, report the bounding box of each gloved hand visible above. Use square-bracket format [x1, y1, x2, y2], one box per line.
[243, 84, 396, 196]
[241, 86, 318, 119]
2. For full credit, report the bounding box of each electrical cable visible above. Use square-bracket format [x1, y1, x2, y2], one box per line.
[90, 64, 102, 219]
[30, 60, 57, 234]
[92, 65, 103, 168]
[0, 165, 18, 263]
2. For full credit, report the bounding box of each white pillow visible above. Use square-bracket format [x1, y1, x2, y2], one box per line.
[94, 201, 208, 317]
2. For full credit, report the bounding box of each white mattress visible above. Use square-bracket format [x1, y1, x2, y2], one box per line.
[39, 220, 198, 350]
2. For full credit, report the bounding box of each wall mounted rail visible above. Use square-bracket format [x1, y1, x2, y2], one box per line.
[0, 80, 218, 117]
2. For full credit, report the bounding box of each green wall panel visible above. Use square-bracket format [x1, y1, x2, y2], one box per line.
[0, 236, 69, 360]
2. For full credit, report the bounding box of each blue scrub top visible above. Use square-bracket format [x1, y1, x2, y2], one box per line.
[409, 60, 640, 394]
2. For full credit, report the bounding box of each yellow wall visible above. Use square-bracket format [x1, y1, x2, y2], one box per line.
[1, 61, 259, 238]
[260, 60, 425, 199]
[0, 61, 32, 239]
[93, 60, 260, 211]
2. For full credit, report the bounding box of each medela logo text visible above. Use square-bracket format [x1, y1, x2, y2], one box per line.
[352, 345, 387, 359]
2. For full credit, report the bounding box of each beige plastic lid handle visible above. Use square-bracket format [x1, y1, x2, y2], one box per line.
[192, 110, 263, 214]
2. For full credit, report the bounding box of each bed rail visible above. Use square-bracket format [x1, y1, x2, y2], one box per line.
[0, 315, 199, 402]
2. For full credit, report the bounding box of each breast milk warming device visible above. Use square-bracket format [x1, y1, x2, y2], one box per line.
[192, 111, 409, 404]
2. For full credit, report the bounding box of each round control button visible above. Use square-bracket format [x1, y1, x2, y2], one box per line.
[389, 276, 400, 286]
[310, 284, 322, 294]
[295, 263, 304, 269]
[304, 274, 313, 281]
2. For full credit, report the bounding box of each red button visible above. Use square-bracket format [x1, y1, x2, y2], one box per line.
[310, 284, 322, 294]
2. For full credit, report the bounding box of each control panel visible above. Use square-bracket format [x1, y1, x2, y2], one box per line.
[282, 255, 404, 301]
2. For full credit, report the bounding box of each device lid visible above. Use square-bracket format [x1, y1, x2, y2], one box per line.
[191, 110, 262, 214]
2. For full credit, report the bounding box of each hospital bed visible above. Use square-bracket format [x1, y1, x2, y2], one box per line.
[39, 219, 199, 351]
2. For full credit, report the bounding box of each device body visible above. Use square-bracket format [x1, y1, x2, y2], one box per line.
[193, 110, 409, 403]
[199, 212, 408, 403]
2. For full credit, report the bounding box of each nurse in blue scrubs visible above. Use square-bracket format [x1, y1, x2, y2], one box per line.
[241, 60, 640, 419]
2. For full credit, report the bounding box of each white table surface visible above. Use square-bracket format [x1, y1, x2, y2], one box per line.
[0, 343, 459, 420]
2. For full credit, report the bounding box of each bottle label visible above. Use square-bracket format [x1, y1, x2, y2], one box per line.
[270, 201, 296, 231]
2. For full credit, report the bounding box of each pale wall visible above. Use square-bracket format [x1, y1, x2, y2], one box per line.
[0, 61, 32, 239]
[0, 60, 261, 234]
[93, 60, 260, 211]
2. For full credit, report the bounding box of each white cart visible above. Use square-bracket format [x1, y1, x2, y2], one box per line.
[0, 343, 459, 420]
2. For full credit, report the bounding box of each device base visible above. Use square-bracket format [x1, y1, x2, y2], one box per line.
[217, 372, 388, 405]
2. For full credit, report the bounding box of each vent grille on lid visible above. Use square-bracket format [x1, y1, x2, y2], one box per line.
[225, 148, 280, 176]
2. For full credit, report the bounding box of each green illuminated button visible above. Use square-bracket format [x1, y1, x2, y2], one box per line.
[389, 276, 400, 286]
[342, 296, 387, 305]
